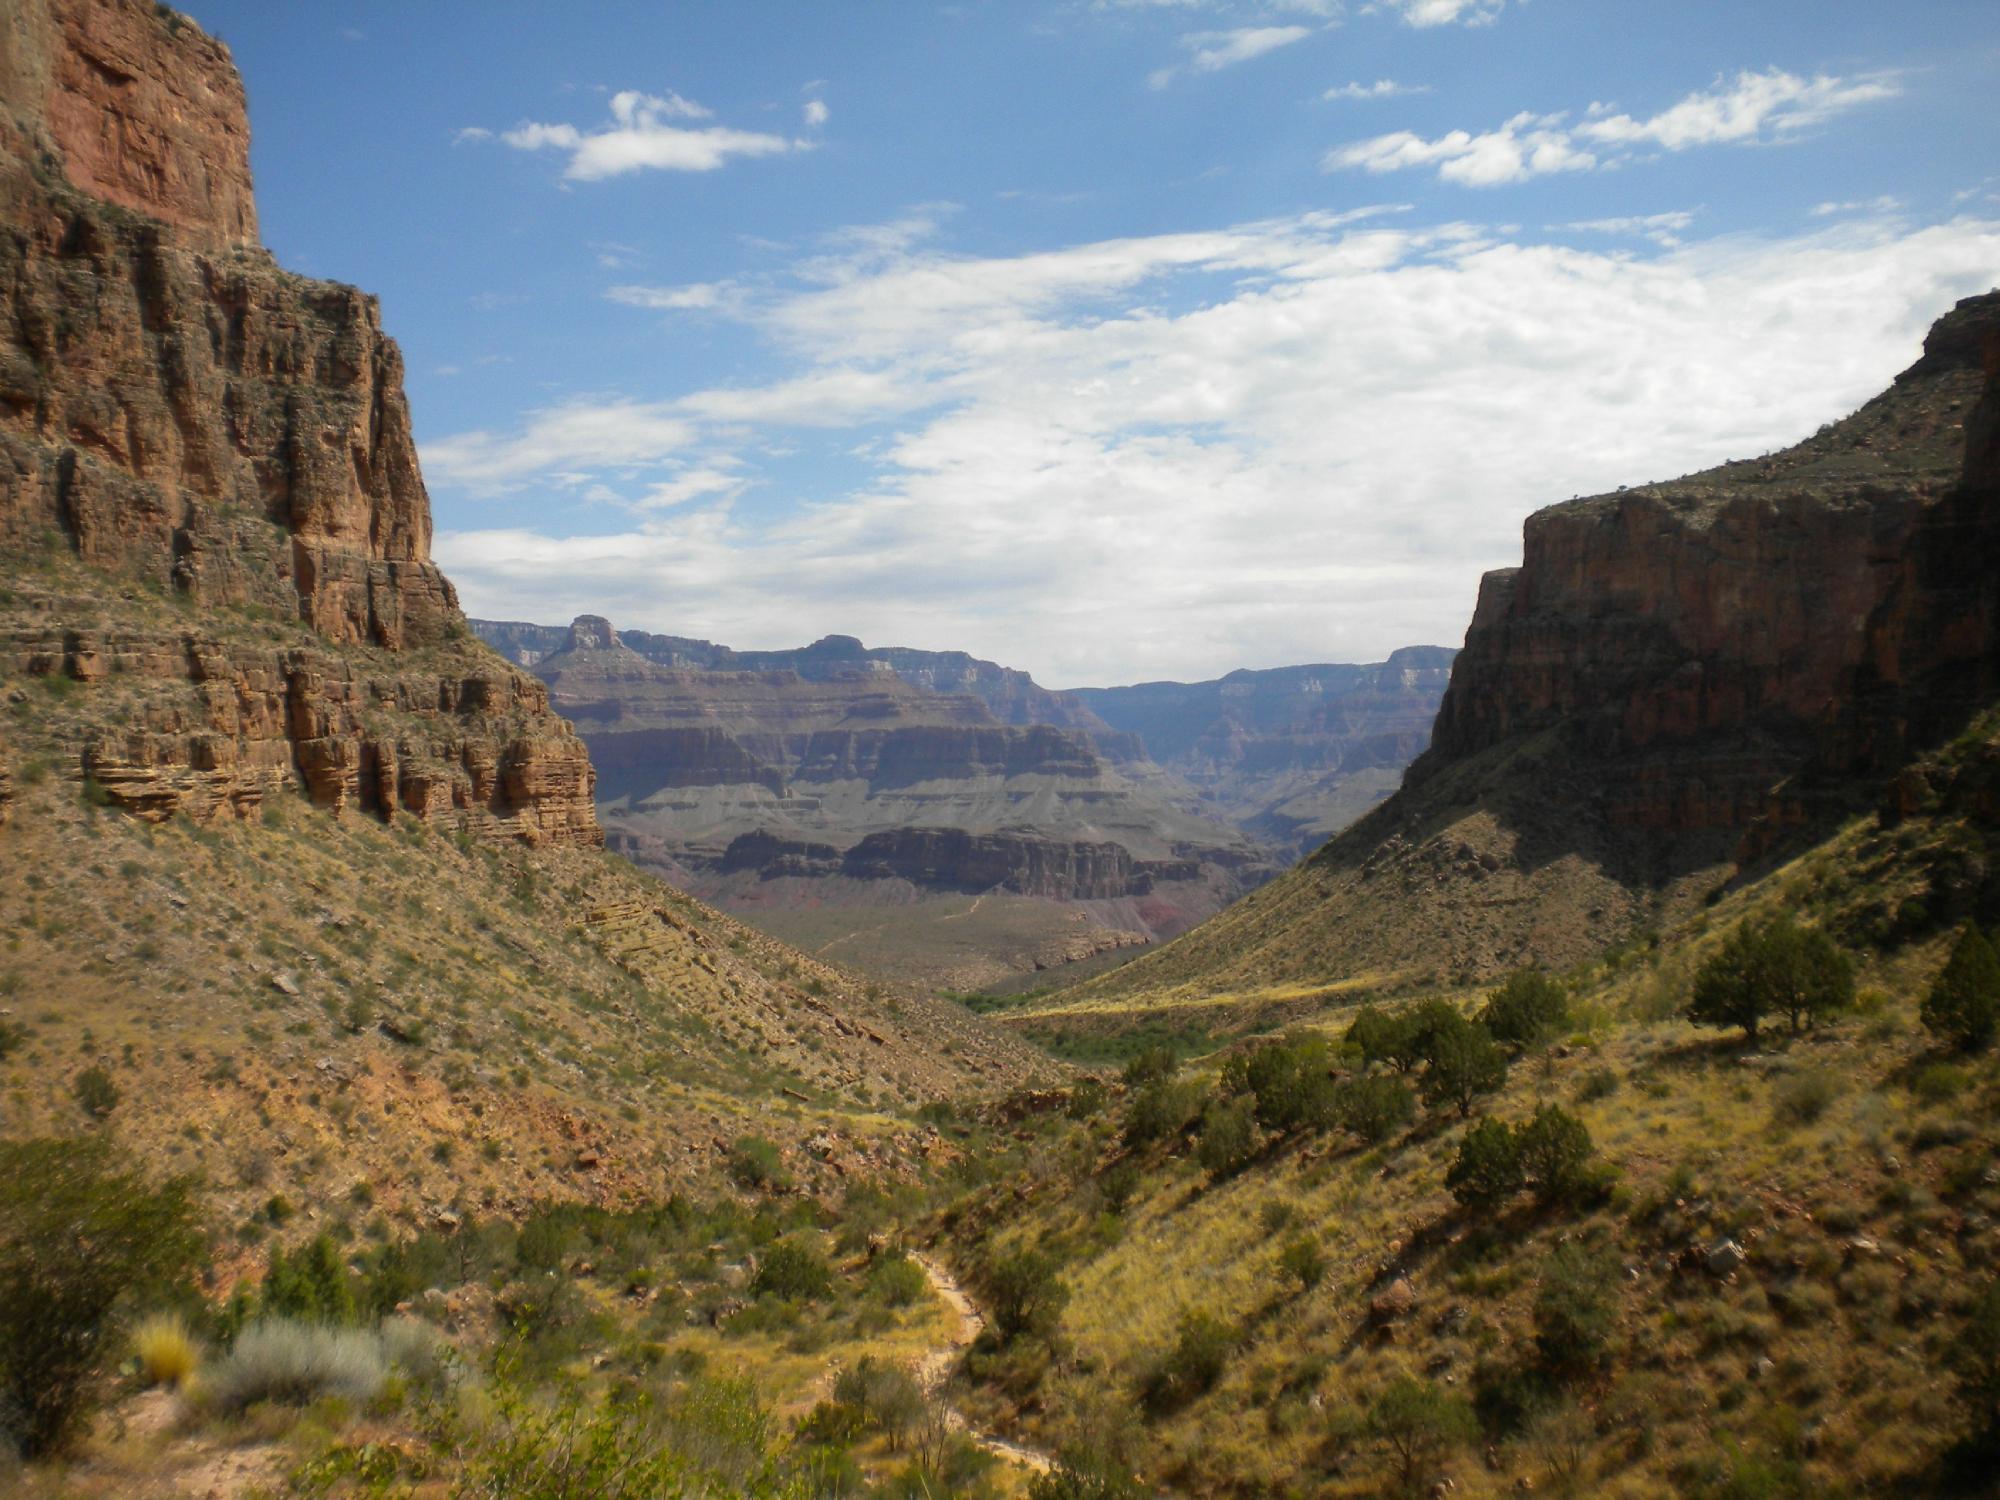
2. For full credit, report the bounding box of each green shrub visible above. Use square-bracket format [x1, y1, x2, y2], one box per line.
[1532, 1243, 1619, 1377]
[1447, 1117, 1524, 1211]
[1365, 1376, 1478, 1490]
[1120, 1045, 1179, 1089]
[1420, 1012, 1508, 1118]
[1139, 1310, 1234, 1416]
[1343, 1004, 1415, 1070]
[0, 1137, 204, 1457]
[1772, 1069, 1841, 1126]
[1951, 1277, 2000, 1448]
[728, 1136, 792, 1192]
[867, 1251, 928, 1308]
[1921, 923, 2000, 1052]
[751, 1240, 833, 1302]
[986, 1248, 1069, 1342]
[263, 1234, 357, 1324]
[202, 1318, 386, 1413]
[830, 1356, 927, 1449]
[1222, 1032, 1339, 1133]
[1121, 1077, 1203, 1148]
[1688, 915, 1853, 1040]
[1029, 1447, 1150, 1500]
[1278, 1235, 1326, 1293]
[1480, 969, 1572, 1049]
[1196, 1093, 1259, 1178]
[72, 1064, 120, 1119]
[1517, 1104, 1597, 1206]
[1335, 1073, 1415, 1143]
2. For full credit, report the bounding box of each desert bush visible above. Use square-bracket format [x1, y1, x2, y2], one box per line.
[1343, 1004, 1414, 1070]
[1951, 1277, 2000, 1450]
[72, 1064, 119, 1119]
[1121, 1077, 1203, 1148]
[751, 1240, 833, 1302]
[0, 1136, 204, 1456]
[1772, 1069, 1841, 1126]
[1120, 1046, 1179, 1089]
[1278, 1235, 1326, 1293]
[867, 1250, 928, 1308]
[1365, 1376, 1478, 1491]
[728, 1136, 792, 1192]
[1335, 1073, 1415, 1143]
[263, 1234, 357, 1324]
[1517, 1105, 1599, 1206]
[132, 1314, 200, 1388]
[1029, 1446, 1150, 1500]
[1688, 915, 1853, 1040]
[1447, 1118, 1524, 1211]
[202, 1318, 386, 1413]
[986, 1248, 1069, 1343]
[1196, 1093, 1259, 1178]
[1222, 1032, 1339, 1133]
[1139, 1311, 1233, 1416]
[1481, 969, 1572, 1049]
[1420, 1012, 1508, 1118]
[831, 1356, 928, 1449]
[1922, 923, 2000, 1052]
[1532, 1243, 1619, 1377]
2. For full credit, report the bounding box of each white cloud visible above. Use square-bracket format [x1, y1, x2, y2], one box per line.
[1149, 24, 1313, 88]
[1329, 111, 1596, 186]
[1325, 79, 1429, 100]
[1812, 195, 1902, 217]
[1578, 70, 1900, 150]
[429, 204, 2000, 686]
[1328, 68, 1901, 186]
[803, 98, 830, 128]
[492, 88, 795, 180]
[453, 126, 493, 145]
[1564, 210, 1696, 246]
[607, 281, 739, 312]
[1371, 0, 1505, 27]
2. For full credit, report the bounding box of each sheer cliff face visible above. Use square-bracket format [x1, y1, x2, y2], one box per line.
[1416, 292, 2000, 845]
[0, 0, 597, 844]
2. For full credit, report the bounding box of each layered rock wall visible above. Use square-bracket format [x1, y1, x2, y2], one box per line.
[0, 0, 597, 845]
[1413, 292, 2000, 848]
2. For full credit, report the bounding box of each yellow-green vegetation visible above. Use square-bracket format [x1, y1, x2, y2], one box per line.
[131, 1314, 200, 1389]
[924, 815, 2000, 1496]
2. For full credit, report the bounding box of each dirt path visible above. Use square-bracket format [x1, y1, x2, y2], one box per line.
[910, 1252, 1055, 1476]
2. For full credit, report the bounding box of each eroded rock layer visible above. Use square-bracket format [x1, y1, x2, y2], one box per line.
[0, 0, 596, 845]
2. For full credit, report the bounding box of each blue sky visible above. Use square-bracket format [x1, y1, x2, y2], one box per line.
[183, 0, 2000, 686]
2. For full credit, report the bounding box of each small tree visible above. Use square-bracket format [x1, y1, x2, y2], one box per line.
[1532, 1243, 1619, 1378]
[72, 1066, 120, 1120]
[1365, 1376, 1478, 1491]
[1278, 1235, 1327, 1293]
[1196, 1093, 1259, 1179]
[1139, 1311, 1234, 1416]
[1226, 1033, 1339, 1134]
[1336, 1074, 1415, 1144]
[263, 1234, 357, 1324]
[1480, 969, 1572, 1049]
[1517, 1104, 1596, 1207]
[751, 1240, 833, 1302]
[987, 1248, 1070, 1343]
[1122, 1077, 1203, 1148]
[1922, 924, 2000, 1053]
[1420, 1013, 1508, 1118]
[1446, 1118, 1524, 1212]
[1950, 1277, 2000, 1450]
[0, 1137, 205, 1457]
[1344, 1005, 1414, 1071]
[1688, 915, 1853, 1041]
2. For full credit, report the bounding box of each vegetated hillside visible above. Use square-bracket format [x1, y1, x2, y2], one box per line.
[1047, 291, 2000, 1024]
[922, 704, 2000, 1495]
[0, 0, 1054, 1226]
[477, 615, 1275, 992]
[1071, 646, 1458, 859]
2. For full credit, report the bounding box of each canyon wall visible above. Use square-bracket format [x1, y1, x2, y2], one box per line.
[0, 0, 597, 844]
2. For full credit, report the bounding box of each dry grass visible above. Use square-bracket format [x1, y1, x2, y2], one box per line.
[132, 1314, 199, 1388]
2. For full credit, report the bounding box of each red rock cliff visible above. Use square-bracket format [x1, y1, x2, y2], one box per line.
[1413, 291, 2000, 851]
[0, 0, 598, 845]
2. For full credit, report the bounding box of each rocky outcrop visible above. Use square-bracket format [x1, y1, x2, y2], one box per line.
[0, 0, 597, 846]
[1415, 291, 2000, 851]
[843, 828, 1151, 900]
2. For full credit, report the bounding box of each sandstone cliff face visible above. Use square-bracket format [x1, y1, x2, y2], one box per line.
[1416, 292, 2000, 850]
[0, 0, 596, 845]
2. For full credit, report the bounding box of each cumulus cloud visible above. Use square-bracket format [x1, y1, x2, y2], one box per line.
[427, 202, 2000, 685]
[1150, 24, 1313, 88]
[1325, 79, 1430, 100]
[803, 97, 830, 128]
[1564, 210, 1696, 246]
[1329, 68, 1902, 187]
[1371, 0, 1506, 27]
[488, 88, 796, 180]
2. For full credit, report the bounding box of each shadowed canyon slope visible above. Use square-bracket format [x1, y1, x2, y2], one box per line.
[0, 0, 1055, 1219]
[1073, 289, 2000, 1005]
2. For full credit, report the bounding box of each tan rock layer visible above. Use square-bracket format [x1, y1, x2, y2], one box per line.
[6, 624, 598, 842]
